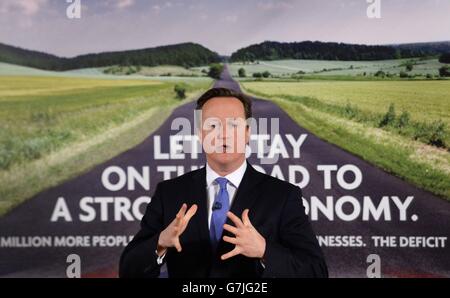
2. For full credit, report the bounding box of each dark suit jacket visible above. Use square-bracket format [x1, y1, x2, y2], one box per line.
[119, 161, 328, 278]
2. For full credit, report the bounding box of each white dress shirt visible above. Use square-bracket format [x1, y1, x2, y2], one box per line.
[206, 159, 247, 229]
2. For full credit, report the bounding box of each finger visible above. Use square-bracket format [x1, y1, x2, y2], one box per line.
[223, 224, 239, 235]
[223, 235, 238, 245]
[175, 203, 187, 224]
[176, 203, 187, 218]
[221, 248, 240, 260]
[174, 238, 182, 252]
[183, 204, 198, 222]
[227, 211, 244, 228]
[242, 209, 252, 226]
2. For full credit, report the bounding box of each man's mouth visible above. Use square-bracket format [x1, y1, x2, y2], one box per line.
[220, 144, 230, 152]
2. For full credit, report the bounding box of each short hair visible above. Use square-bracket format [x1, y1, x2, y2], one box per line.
[196, 87, 252, 119]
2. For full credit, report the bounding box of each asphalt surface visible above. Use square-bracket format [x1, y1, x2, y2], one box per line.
[0, 65, 448, 277]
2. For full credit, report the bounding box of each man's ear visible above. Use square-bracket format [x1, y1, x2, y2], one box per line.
[245, 123, 251, 145]
[196, 126, 203, 142]
[194, 109, 203, 140]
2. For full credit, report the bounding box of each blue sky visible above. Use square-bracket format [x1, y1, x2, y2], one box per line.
[0, 0, 449, 57]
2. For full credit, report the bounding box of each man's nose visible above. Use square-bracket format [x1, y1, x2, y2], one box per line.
[217, 125, 232, 139]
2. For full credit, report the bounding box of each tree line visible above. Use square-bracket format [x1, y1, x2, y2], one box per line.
[0, 42, 221, 70]
[230, 41, 450, 62]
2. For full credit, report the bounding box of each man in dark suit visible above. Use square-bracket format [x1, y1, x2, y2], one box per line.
[119, 88, 328, 278]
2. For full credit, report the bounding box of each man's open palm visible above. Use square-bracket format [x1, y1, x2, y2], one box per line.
[157, 203, 197, 254]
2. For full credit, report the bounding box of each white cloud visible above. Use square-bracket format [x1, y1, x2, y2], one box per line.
[150, 1, 174, 14]
[0, 0, 48, 16]
[152, 4, 161, 14]
[257, 1, 294, 11]
[116, 0, 135, 9]
[223, 15, 238, 23]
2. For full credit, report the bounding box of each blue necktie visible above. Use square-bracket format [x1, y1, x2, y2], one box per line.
[209, 177, 230, 249]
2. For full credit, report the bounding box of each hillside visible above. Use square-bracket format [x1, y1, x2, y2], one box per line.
[230, 40, 450, 62]
[0, 42, 221, 70]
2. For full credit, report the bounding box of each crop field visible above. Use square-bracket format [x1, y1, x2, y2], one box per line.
[230, 58, 444, 77]
[103, 64, 205, 77]
[243, 80, 450, 126]
[0, 74, 212, 214]
[242, 80, 450, 199]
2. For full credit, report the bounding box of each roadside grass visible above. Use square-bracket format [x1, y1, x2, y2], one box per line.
[243, 80, 450, 146]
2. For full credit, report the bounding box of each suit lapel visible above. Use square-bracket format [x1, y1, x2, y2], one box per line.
[217, 162, 266, 255]
[227, 161, 265, 220]
[188, 167, 210, 243]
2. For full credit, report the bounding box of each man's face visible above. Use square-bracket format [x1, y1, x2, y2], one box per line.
[199, 97, 250, 167]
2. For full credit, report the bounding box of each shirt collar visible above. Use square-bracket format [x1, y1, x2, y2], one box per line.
[206, 159, 247, 189]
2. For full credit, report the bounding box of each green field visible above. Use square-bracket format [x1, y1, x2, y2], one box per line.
[0, 62, 211, 81]
[103, 64, 205, 77]
[242, 80, 450, 199]
[0, 75, 212, 215]
[243, 80, 450, 126]
[230, 58, 446, 77]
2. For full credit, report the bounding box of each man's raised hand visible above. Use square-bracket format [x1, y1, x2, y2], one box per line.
[221, 209, 266, 261]
[157, 203, 197, 255]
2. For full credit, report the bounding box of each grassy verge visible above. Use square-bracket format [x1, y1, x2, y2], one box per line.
[246, 90, 448, 149]
[241, 83, 450, 200]
[0, 76, 212, 215]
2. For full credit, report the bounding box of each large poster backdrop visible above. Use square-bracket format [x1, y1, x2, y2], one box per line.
[1, 0, 450, 280]
[0, 70, 448, 278]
